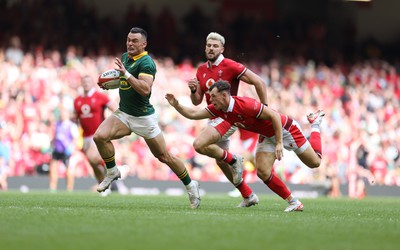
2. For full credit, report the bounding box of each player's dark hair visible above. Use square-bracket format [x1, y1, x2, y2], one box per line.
[130, 27, 147, 40]
[210, 80, 231, 94]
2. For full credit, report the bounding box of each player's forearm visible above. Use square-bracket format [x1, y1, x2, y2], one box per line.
[271, 112, 283, 144]
[173, 103, 200, 120]
[254, 80, 268, 104]
[242, 70, 268, 104]
[190, 92, 203, 106]
[126, 77, 152, 96]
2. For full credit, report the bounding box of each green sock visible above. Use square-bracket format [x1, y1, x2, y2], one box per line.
[178, 169, 192, 186]
[103, 155, 116, 169]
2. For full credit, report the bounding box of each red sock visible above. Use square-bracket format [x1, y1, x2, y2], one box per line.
[221, 150, 234, 164]
[264, 172, 291, 200]
[242, 169, 248, 180]
[236, 181, 253, 198]
[309, 130, 322, 158]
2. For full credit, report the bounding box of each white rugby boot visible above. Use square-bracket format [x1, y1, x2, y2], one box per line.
[307, 110, 325, 126]
[230, 155, 244, 185]
[237, 193, 259, 208]
[284, 199, 304, 212]
[97, 167, 121, 192]
[186, 180, 200, 209]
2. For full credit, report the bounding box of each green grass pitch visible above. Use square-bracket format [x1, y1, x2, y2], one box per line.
[0, 191, 399, 250]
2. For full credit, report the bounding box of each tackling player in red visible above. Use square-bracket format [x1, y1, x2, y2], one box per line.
[166, 80, 325, 212]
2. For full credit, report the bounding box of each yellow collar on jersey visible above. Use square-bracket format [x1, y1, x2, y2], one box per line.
[129, 51, 148, 61]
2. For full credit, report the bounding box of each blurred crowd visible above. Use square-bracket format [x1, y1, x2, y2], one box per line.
[1, 35, 399, 196]
[1, 0, 397, 65]
[1, 0, 399, 196]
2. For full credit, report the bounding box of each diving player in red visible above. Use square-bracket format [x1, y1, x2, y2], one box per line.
[166, 80, 325, 212]
[73, 75, 119, 194]
[188, 32, 267, 207]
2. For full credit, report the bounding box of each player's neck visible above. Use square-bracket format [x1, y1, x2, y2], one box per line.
[83, 88, 95, 97]
[207, 54, 224, 68]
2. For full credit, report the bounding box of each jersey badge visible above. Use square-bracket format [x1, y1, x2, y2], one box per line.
[218, 70, 223, 79]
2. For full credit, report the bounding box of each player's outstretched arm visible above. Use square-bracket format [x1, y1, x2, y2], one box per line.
[165, 93, 211, 120]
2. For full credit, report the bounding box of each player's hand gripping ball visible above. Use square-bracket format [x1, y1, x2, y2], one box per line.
[98, 69, 120, 90]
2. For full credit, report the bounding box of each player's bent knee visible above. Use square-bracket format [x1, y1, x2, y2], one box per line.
[93, 130, 111, 144]
[193, 140, 206, 154]
[257, 169, 272, 181]
[93, 133, 103, 144]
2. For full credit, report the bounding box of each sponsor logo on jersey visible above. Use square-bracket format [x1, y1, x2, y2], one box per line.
[206, 79, 215, 90]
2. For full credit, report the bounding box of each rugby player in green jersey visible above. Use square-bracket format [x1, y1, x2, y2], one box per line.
[94, 27, 200, 208]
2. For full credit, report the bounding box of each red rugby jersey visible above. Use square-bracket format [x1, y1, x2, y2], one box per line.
[74, 89, 111, 137]
[206, 96, 288, 138]
[196, 55, 246, 105]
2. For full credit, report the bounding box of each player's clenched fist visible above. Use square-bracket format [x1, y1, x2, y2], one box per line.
[188, 78, 199, 93]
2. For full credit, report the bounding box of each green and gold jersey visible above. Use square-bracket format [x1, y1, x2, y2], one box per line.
[119, 51, 156, 117]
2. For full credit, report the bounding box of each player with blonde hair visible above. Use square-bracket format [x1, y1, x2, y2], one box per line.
[188, 32, 267, 207]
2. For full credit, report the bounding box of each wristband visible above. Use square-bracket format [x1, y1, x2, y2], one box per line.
[190, 88, 197, 94]
[124, 71, 132, 79]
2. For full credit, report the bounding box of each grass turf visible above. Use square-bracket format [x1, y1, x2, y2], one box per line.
[0, 191, 399, 250]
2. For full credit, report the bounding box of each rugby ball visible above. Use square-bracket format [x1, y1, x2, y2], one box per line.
[98, 69, 120, 89]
